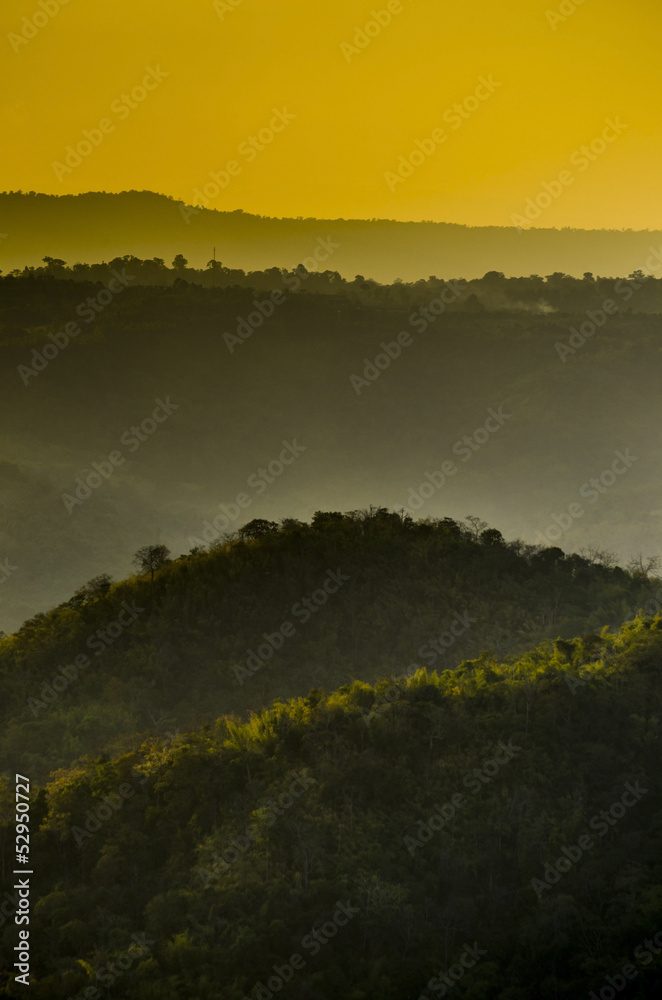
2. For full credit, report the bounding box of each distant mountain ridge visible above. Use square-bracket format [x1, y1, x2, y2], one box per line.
[2, 190, 662, 281]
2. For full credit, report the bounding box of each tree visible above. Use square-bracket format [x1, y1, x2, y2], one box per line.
[171, 254, 188, 271]
[42, 256, 67, 272]
[579, 545, 617, 568]
[239, 519, 279, 540]
[465, 514, 488, 540]
[133, 544, 170, 595]
[480, 528, 505, 547]
[626, 553, 660, 579]
[69, 574, 113, 607]
[280, 518, 305, 531]
[312, 511, 346, 529]
[206, 257, 222, 287]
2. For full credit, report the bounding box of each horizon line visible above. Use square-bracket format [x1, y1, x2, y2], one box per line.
[1, 189, 659, 235]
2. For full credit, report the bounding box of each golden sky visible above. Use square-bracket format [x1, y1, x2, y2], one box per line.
[1, 0, 658, 228]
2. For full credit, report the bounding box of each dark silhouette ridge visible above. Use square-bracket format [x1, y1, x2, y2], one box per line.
[2, 190, 662, 281]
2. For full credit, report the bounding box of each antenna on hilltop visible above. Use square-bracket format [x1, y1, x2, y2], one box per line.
[207, 246, 220, 289]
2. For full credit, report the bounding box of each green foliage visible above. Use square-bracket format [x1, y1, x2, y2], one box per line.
[3, 617, 662, 997]
[6, 251, 662, 316]
[1, 511, 660, 783]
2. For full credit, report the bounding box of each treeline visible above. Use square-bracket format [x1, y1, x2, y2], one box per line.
[4, 255, 662, 314]
[0, 509, 660, 783]
[4, 189, 662, 283]
[1, 613, 661, 997]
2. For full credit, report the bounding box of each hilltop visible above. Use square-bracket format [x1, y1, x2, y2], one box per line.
[1, 509, 660, 783]
[1, 272, 662, 633]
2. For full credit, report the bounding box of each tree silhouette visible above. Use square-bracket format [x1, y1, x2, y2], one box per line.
[626, 552, 660, 578]
[465, 514, 488, 540]
[133, 544, 170, 596]
[42, 256, 67, 272]
[239, 519, 279, 540]
[69, 573, 113, 607]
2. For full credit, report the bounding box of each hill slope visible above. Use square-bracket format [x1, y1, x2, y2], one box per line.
[3, 613, 662, 998]
[1, 274, 662, 632]
[1, 510, 660, 783]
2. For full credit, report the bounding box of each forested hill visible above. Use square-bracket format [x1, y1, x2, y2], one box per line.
[9, 256, 662, 311]
[2, 272, 662, 634]
[3, 190, 662, 281]
[1, 510, 660, 783]
[2, 612, 662, 998]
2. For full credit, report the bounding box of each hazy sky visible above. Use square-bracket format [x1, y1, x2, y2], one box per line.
[1, 0, 659, 228]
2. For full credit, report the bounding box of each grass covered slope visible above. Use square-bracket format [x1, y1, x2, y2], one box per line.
[1, 510, 661, 782]
[3, 614, 662, 998]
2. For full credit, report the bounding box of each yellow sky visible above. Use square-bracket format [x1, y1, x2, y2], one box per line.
[0, 0, 658, 228]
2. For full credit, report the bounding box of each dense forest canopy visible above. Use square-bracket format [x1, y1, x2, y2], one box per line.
[4, 253, 662, 316]
[1, 508, 660, 783]
[1, 589, 661, 997]
[0, 242, 661, 996]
